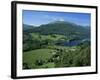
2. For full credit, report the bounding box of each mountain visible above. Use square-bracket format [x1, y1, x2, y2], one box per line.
[23, 21, 90, 39]
[23, 24, 35, 31]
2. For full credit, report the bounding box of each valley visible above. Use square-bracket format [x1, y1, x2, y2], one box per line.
[23, 21, 91, 69]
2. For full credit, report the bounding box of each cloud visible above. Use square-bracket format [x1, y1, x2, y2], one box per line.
[53, 17, 65, 21]
[58, 18, 65, 21]
[43, 15, 65, 22]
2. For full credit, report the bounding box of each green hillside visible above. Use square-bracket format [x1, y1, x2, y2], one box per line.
[23, 21, 91, 69]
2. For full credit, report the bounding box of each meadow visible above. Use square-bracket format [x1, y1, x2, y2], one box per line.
[23, 31, 91, 69]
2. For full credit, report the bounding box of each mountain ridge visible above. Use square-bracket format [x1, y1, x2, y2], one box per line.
[23, 21, 90, 39]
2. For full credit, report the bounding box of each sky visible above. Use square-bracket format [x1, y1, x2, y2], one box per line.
[22, 10, 91, 26]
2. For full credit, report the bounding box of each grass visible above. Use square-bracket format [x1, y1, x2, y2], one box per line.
[41, 62, 55, 68]
[30, 33, 67, 41]
[23, 48, 54, 69]
[23, 46, 79, 69]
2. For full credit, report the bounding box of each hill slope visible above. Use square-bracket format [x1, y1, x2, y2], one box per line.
[23, 21, 90, 39]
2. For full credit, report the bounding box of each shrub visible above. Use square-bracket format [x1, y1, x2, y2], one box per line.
[35, 59, 45, 66]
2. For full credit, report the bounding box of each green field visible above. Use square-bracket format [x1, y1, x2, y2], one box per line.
[23, 48, 56, 69]
[23, 42, 90, 69]
[30, 33, 68, 41]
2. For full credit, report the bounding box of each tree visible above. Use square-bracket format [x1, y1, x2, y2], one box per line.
[35, 59, 45, 66]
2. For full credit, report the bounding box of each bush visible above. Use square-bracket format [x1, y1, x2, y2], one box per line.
[35, 59, 45, 66]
